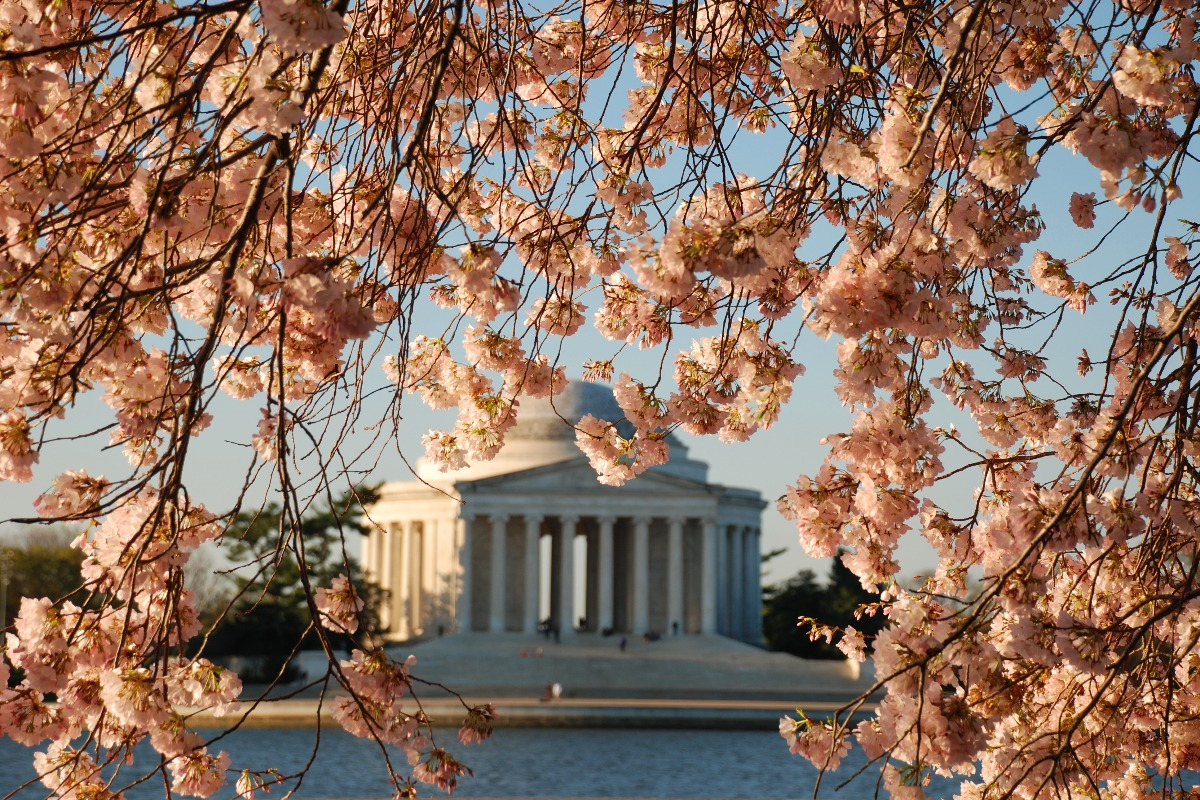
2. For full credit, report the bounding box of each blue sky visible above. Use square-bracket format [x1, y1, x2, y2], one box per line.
[3, 31, 1191, 595]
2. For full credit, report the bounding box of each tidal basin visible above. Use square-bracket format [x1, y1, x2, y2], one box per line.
[0, 726, 965, 799]
[0, 635, 922, 799]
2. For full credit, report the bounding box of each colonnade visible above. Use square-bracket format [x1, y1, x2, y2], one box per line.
[362, 518, 457, 641]
[363, 513, 764, 642]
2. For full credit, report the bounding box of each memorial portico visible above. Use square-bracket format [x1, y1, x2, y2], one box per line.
[365, 383, 767, 644]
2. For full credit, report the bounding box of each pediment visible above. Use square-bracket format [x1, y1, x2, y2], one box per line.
[454, 456, 712, 496]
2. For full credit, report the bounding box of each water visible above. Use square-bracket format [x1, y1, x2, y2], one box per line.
[0, 727, 960, 799]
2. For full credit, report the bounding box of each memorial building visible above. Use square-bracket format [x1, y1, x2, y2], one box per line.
[365, 383, 766, 643]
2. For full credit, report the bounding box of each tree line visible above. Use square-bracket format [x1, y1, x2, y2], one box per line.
[3, 489, 386, 686]
[760, 552, 885, 660]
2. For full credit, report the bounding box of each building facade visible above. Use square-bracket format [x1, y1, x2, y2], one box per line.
[364, 383, 766, 643]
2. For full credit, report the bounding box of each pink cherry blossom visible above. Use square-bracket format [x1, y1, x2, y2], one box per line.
[1069, 192, 1097, 229]
[780, 715, 851, 771]
[969, 119, 1038, 192]
[260, 0, 346, 53]
[0, 410, 37, 482]
[168, 749, 230, 798]
[409, 744, 472, 793]
[98, 668, 170, 730]
[458, 703, 497, 745]
[33, 741, 113, 800]
[167, 659, 242, 716]
[836, 626, 866, 662]
[2, 0, 1200, 795]
[235, 769, 284, 800]
[1029, 250, 1095, 313]
[1113, 45, 1175, 107]
[314, 573, 364, 634]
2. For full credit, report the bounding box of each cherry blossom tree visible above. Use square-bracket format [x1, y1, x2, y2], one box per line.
[1, 0, 1199, 796]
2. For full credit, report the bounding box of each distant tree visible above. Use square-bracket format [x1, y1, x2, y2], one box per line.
[200, 486, 385, 676]
[823, 555, 883, 633]
[0, 526, 85, 629]
[762, 550, 885, 660]
[762, 568, 838, 659]
[184, 546, 236, 629]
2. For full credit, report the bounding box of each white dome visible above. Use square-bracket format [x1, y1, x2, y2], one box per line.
[415, 383, 708, 483]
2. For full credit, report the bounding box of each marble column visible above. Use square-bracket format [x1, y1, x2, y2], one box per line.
[632, 517, 650, 635]
[744, 526, 761, 642]
[407, 522, 422, 634]
[397, 520, 413, 639]
[457, 515, 473, 633]
[701, 518, 717, 634]
[597, 516, 615, 633]
[523, 515, 542, 633]
[363, 527, 378, 584]
[557, 516, 577, 635]
[401, 523, 413, 634]
[667, 517, 684, 634]
[489, 514, 509, 632]
[446, 515, 461, 629]
[422, 520, 437, 632]
[716, 523, 729, 635]
[379, 524, 395, 631]
[728, 525, 744, 639]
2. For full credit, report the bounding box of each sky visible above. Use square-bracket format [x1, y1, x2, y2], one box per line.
[0, 325, 864, 587]
[0, 63, 1183, 593]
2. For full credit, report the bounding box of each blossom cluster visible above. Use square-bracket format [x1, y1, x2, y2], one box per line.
[2, 0, 1200, 796]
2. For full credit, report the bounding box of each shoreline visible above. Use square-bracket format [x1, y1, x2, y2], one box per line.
[189, 694, 878, 731]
